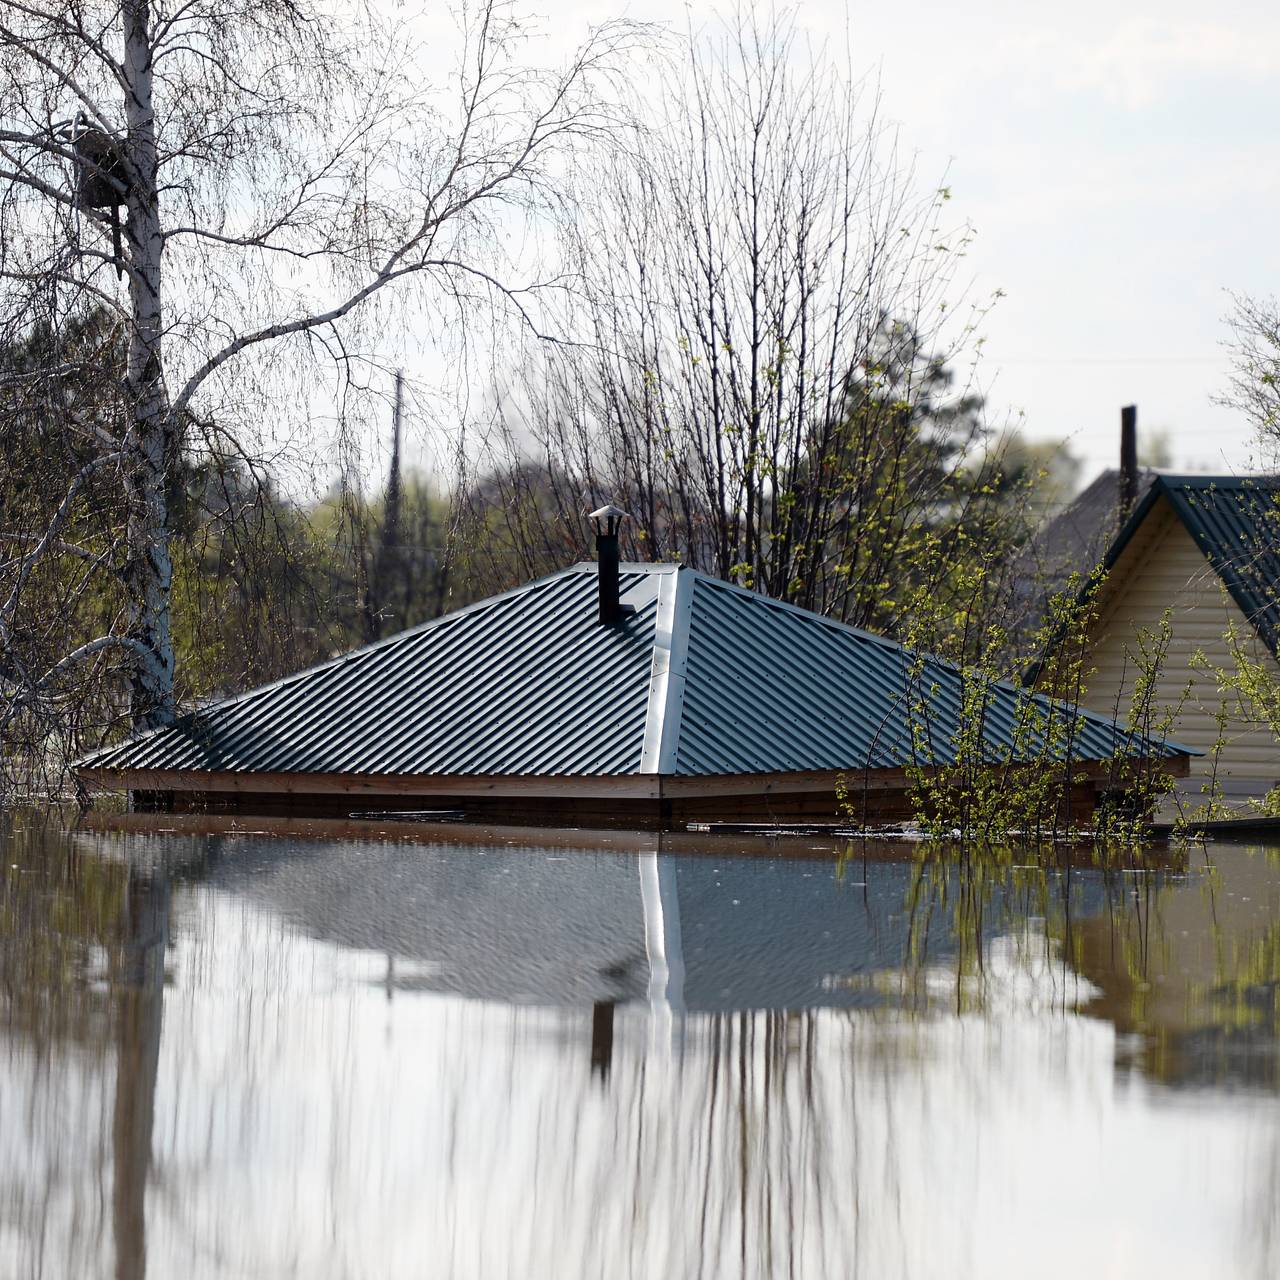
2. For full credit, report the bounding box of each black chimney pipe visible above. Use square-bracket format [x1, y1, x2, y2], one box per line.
[1120, 404, 1138, 518]
[588, 504, 628, 625]
[596, 528, 621, 624]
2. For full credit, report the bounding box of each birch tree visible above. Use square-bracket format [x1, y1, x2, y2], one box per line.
[0, 0, 637, 767]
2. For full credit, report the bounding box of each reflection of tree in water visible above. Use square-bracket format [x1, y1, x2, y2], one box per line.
[1193, 847, 1280, 1085]
[0, 812, 128, 1040]
[893, 840, 1280, 1085]
[0, 813, 168, 1280]
[889, 839, 1280, 1280]
[111, 863, 168, 1280]
[506, 1006, 915, 1278]
[880, 844, 1111, 1016]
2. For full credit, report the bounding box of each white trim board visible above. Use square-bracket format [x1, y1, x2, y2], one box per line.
[639, 567, 695, 774]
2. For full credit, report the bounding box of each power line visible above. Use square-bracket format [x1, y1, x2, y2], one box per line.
[994, 356, 1224, 367]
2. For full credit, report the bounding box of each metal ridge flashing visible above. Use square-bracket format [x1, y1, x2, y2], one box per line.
[638, 566, 694, 774]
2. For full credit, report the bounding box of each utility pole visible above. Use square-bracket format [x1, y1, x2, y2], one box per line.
[364, 372, 405, 643]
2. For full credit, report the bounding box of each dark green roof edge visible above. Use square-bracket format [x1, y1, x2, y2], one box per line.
[1161, 478, 1280, 653]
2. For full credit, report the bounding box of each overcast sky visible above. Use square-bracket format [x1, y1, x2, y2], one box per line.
[572, 0, 1280, 485]
[369, 1, 1279, 496]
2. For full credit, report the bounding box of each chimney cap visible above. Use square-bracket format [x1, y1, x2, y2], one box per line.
[588, 503, 629, 521]
[588, 504, 629, 536]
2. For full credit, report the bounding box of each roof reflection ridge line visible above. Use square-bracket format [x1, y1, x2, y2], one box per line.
[640, 566, 694, 775]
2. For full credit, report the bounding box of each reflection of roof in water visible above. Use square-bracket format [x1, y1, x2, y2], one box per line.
[190, 835, 1119, 1013]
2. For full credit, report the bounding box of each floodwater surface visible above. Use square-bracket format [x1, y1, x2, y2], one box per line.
[1, 813, 1278, 1279]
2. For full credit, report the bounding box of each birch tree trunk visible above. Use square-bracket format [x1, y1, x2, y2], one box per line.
[121, 0, 175, 730]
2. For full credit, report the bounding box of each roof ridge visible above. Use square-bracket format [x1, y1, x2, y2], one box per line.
[638, 566, 695, 773]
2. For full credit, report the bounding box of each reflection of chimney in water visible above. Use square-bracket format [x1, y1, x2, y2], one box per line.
[590, 1000, 616, 1082]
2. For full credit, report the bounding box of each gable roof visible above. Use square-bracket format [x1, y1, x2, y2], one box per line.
[1104, 475, 1280, 654]
[76, 563, 1189, 780]
[1008, 468, 1161, 656]
[1019, 467, 1159, 601]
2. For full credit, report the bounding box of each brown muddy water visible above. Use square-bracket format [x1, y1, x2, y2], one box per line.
[1, 813, 1278, 1280]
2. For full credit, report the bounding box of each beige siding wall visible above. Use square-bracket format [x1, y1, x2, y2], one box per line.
[1078, 495, 1280, 797]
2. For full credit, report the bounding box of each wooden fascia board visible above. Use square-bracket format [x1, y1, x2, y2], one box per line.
[660, 756, 1189, 797]
[75, 768, 663, 800]
[78, 754, 1188, 798]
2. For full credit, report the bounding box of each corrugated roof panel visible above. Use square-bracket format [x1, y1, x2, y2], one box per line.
[81, 568, 660, 777]
[675, 579, 903, 773]
[671, 574, 1181, 775]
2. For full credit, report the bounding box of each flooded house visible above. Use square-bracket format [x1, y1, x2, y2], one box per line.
[1030, 471, 1280, 808]
[76, 509, 1192, 829]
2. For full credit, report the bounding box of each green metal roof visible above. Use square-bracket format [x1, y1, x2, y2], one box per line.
[77, 564, 1191, 780]
[1110, 475, 1280, 653]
